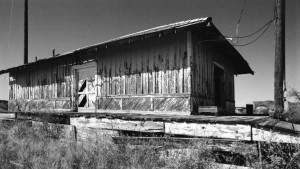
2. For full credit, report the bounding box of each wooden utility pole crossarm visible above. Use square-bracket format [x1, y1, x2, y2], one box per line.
[274, 0, 285, 118]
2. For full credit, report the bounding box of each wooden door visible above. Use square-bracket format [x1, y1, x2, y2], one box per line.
[214, 63, 225, 108]
[75, 65, 96, 111]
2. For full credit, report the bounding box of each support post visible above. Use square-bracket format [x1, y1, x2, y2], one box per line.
[24, 0, 28, 64]
[274, 0, 285, 119]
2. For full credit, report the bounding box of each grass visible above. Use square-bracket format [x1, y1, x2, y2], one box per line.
[0, 120, 215, 169]
[1, 120, 300, 169]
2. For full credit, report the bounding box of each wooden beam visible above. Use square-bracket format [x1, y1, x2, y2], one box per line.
[165, 122, 252, 141]
[70, 117, 164, 133]
[112, 136, 257, 153]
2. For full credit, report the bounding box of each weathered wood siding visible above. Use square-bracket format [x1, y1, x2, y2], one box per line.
[8, 32, 191, 113]
[8, 57, 78, 111]
[8, 30, 236, 114]
[96, 32, 190, 113]
[191, 31, 235, 113]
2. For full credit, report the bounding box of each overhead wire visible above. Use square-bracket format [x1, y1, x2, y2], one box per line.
[225, 18, 275, 39]
[0, 0, 7, 38]
[234, 0, 247, 43]
[233, 20, 273, 46]
[194, 17, 275, 46]
[0, 0, 6, 21]
[7, 0, 13, 52]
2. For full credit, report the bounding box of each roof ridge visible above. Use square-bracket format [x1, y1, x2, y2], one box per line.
[60, 17, 210, 56]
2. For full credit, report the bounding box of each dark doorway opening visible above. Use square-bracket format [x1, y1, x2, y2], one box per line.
[214, 64, 224, 107]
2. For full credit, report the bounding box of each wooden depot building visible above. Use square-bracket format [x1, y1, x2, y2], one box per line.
[0, 17, 253, 115]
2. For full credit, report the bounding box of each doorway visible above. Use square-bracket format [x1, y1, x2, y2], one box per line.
[72, 62, 96, 112]
[214, 63, 224, 107]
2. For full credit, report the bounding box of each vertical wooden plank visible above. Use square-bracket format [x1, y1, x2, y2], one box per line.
[39, 62, 42, 99]
[187, 31, 193, 94]
[31, 65, 34, 99]
[105, 50, 109, 96]
[115, 49, 120, 96]
[109, 51, 113, 95]
[174, 36, 179, 93]
[208, 44, 211, 99]
[98, 52, 103, 97]
[20, 70, 22, 99]
[201, 43, 204, 96]
[107, 50, 111, 96]
[131, 45, 137, 95]
[128, 46, 132, 95]
[103, 52, 108, 96]
[34, 63, 38, 99]
[16, 69, 21, 99]
[204, 42, 207, 97]
[136, 43, 142, 94]
[12, 72, 15, 100]
[124, 47, 129, 95]
[168, 37, 175, 94]
[182, 33, 189, 93]
[119, 47, 125, 95]
[194, 37, 198, 95]
[48, 60, 52, 99]
[67, 57, 71, 98]
[178, 35, 184, 93]
[158, 41, 163, 94]
[55, 60, 58, 99]
[148, 40, 154, 94]
[155, 41, 160, 94]
[162, 37, 168, 94]
[23, 70, 26, 99]
[39, 63, 43, 99]
[111, 50, 116, 96]
[57, 60, 61, 98]
[15, 71, 17, 100]
[141, 41, 147, 94]
[62, 58, 66, 98]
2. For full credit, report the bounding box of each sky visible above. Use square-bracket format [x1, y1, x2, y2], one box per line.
[0, 0, 299, 106]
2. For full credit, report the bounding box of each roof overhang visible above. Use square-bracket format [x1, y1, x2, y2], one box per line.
[0, 17, 253, 75]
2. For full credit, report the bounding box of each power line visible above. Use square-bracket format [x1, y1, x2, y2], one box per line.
[0, 0, 6, 19]
[225, 18, 275, 39]
[234, 0, 247, 43]
[195, 18, 275, 47]
[0, 0, 7, 35]
[7, 0, 13, 52]
[233, 20, 272, 46]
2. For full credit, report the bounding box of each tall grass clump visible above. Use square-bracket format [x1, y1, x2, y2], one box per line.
[0, 120, 216, 169]
[3, 120, 300, 169]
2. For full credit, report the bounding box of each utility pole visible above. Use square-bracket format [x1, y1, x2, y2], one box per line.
[24, 0, 28, 64]
[274, 0, 285, 119]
